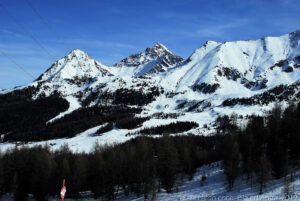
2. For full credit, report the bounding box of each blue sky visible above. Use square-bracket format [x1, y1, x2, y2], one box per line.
[0, 0, 300, 89]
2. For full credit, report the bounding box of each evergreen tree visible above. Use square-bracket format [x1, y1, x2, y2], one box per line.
[69, 154, 87, 200]
[222, 136, 240, 190]
[257, 153, 271, 194]
[88, 150, 105, 198]
[157, 136, 179, 193]
[30, 147, 54, 201]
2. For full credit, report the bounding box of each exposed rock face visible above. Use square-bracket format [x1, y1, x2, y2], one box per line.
[113, 42, 183, 75]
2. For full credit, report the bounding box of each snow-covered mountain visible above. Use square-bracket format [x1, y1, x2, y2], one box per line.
[170, 30, 300, 94]
[37, 48, 113, 82]
[31, 49, 113, 98]
[1, 30, 300, 151]
[112, 42, 183, 76]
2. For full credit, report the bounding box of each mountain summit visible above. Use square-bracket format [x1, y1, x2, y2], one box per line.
[37, 48, 112, 82]
[112, 42, 183, 76]
[146, 42, 174, 57]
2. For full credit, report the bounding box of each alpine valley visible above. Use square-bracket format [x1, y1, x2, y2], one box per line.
[1, 30, 300, 152]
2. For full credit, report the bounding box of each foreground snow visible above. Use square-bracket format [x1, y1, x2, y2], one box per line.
[1, 162, 299, 201]
[152, 164, 300, 201]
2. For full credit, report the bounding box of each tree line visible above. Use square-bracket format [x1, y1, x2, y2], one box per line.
[95, 116, 149, 135]
[0, 95, 69, 137]
[220, 102, 300, 194]
[2, 100, 142, 142]
[139, 121, 199, 135]
[0, 135, 222, 201]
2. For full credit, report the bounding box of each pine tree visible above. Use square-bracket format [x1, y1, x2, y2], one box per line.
[200, 171, 207, 186]
[157, 136, 179, 193]
[223, 138, 240, 191]
[69, 154, 87, 200]
[257, 153, 271, 194]
[88, 151, 105, 198]
[30, 147, 54, 201]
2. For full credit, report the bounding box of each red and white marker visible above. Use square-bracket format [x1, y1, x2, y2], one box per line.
[60, 179, 66, 201]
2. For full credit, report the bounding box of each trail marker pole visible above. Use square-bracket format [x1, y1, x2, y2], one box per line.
[60, 179, 66, 201]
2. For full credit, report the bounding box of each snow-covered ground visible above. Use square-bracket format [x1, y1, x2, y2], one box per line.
[150, 163, 300, 201]
[0, 124, 133, 153]
[47, 96, 81, 123]
[0, 99, 280, 153]
[2, 162, 299, 201]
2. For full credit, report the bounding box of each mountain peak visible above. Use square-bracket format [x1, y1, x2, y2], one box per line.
[148, 42, 173, 56]
[153, 42, 168, 50]
[290, 29, 300, 34]
[289, 29, 300, 39]
[66, 48, 89, 58]
[36, 48, 111, 82]
[112, 42, 183, 74]
[70, 48, 84, 52]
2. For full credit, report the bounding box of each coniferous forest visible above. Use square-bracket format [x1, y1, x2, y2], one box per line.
[0, 91, 198, 142]
[0, 102, 300, 200]
[0, 93, 143, 142]
[0, 135, 222, 201]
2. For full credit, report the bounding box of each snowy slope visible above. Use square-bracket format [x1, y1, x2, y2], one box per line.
[1, 30, 300, 151]
[2, 162, 299, 201]
[115, 162, 300, 201]
[160, 30, 300, 94]
[150, 30, 300, 117]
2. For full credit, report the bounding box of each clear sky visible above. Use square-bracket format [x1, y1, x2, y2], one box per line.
[0, 0, 300, 89]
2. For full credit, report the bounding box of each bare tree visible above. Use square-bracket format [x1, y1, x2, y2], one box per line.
[282, 174, 295, 199]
